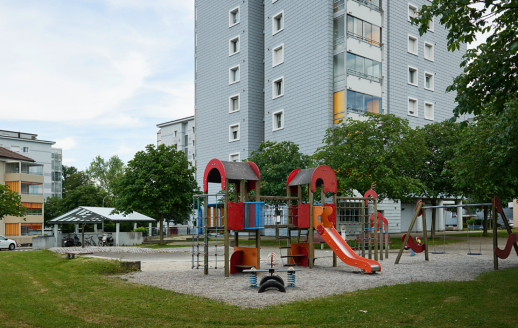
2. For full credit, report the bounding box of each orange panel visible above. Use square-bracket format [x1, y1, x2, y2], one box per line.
[5, 223, 19, 236]
[334, 91, 345, 124]
[5, 182, 19, 193]
[233, 247, 258, 268]
[21, 203, 42, 209]
[22, 223, 42, 230]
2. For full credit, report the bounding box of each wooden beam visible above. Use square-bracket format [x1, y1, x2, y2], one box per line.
[395, 201, 424, 264]
[224, 180, 230, 277]
[309, 189, 314, 269]
[422, 207, 429, 261]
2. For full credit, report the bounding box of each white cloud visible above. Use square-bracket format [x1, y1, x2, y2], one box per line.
[54, 137, 77, 150]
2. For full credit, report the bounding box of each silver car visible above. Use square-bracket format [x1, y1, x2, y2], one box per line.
[0, 236, 17, 250]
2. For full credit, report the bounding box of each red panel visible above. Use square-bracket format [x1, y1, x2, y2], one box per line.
[203, 159, 226, 192]
[325, 203, 337, 228]
[247, 161, 261, 181]
[494, 233, 518, 259]
[494, 196, 504, 215]
[311, 165, 337, 193]
[370, 212, 388, 227]
[286, 169, 302, 187]
[230, 250, 243, 274]
[297, 203, 310, 229]
[363, 189, 378, 206]
[228, 202, 245, 231]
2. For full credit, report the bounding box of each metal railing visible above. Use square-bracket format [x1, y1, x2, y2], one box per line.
[334, 36, 345, 50]
[352, 0, 383, 13]
[347, 31, 381, 47]
[347, 68, 382, 83]
[333, 0, 345, 12]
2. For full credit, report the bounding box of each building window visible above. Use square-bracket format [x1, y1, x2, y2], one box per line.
[192, 126, 195, 133]
[192, 140, 195, 147]
[272, 11, 284, 35]
[229, 7, 240, 27]
[272, 44, 284, 67]
[334, 0, 345, 12]
[230, 153, 240, 162]
[424, 72, 434, 91]
[408, 35, 418, 55]
[229, 124, 240, 142]
[408, 66, 418, 86]
[347, 15, 381, 46]
[192, 154, 195, 160]
[424, 102, 434, 120]
[346, 52, 382, 82]
[347, 90, 382, 114]
[334, 52, 345, 88]
[22, 147, 29, 153]
[408, 4, 418, 21]
[272, 77, 284, 99]
[229, 94, 240, 112]
[272, 110, 284, 131]
[229, 36, 240, 56]
[424, 42, 434, 61]
[174, 131, 177, 137]
[334, 15, 345, 50]
[408, 97, 418, 116]
[229, 65, 240, 84]
[428, 16, 434, 32]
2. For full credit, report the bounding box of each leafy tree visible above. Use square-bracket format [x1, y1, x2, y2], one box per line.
[414, 121, 463, 237]
[314, 114, 427, 201]
[86, 155, 126, 194]
[62, 165, 78, 187]
[412, 0, 518, 120]
[247, 141, 313, 197]
[0, 185, 26, 220]
[43, 196, 62, 227]
[62, 171, 92, 196]
[111, 144, 198, 244]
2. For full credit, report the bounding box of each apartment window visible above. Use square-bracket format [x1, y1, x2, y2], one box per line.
[273, 11, 284, 35]
[229, 7, 240, 27]
[192, 126, 195, 133]
[229, 124, 240, 142]
[334, 52, 345, 88]
[272, 44, 284, 67]
[230, 153, 240, 162]
[428, 16, 434, 32]
[346, 15, 381, 46]
[424, 42, 434, 61]
[272, 110, 284, 131]
[408, 4, 418, 21]
[408, 66, 418, 86]
[229, 94, 240, 112]
[334, 0, 345, 12]
[334, 15, 345, 50]
[229, 36, 240, 56]
[272, 77, 284, 99]
[408, 35, 418, 55]
[347, 90, 382, 114]
[22, 147, 29, 153]
[192, 154, 195, 160]
[229, 65, 240, 84]
[174, 131, 177, 137]
[424, 72, 434, 91]
[408, 97, 418, 116]
[424, 102, 434, 120]
[346, 53, 382, 80]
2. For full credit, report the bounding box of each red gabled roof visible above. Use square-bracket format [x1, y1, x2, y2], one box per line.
[0, 147, 35, 162]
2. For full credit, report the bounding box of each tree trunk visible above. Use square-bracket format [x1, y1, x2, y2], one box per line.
[483, 206, 488, 236]
[159, 213, 164, 244]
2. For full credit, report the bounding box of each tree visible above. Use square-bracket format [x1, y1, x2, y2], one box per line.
[62, 171, 92, 197]
[314, 114, 427, 201]
[0, 185, 26, 220]
[43, 196, 62, 227]
[86, 155, 126, 194]
[62, 165, 78, 187]
[111, 144, 198, 244]
[246, 141, 313, 197]
[414, 121, 463, 237]
[413, 0, 518, 120]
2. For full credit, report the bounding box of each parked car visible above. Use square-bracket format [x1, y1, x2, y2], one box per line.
[510, 220, 514, 228]
[0, 235, 17, 250]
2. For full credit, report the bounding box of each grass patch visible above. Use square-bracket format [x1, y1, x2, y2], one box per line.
[1, 251, 517, 327]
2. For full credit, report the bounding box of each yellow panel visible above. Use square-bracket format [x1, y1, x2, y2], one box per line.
[334, 91, 345, 114]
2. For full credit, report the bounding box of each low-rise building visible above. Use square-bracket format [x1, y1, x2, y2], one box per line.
[0, 147, 45, 245]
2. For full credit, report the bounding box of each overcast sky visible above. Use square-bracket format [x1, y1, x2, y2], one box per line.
[0, 1, 488, 170]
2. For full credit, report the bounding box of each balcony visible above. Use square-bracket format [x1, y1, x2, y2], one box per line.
[21, 182, 43, 196]
[347, 68, 382, 83]
[5, 163, 43, 176]
[347, 31, 380, 48]
[350, 0, 382, 13]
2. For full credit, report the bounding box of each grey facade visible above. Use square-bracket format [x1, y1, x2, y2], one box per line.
[0, 130, 62, 199]
[157, 116, 196, 167]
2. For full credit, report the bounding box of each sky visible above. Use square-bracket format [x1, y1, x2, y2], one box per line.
[0, 1, 489, 171]
[0, 0, 194, 169]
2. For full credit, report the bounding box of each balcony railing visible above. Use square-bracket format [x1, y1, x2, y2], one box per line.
[347, 31, 381, 47]
[333, 0, 345, 12]
[347, 69, 382, 83]
[352, 0, 383, 13]
[334, 36, 345, 50]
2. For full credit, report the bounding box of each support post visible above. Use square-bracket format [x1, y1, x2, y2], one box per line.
[438, 200, 444, 232]
[75, 224, 79, 234]
[493, 198, 498, 270]
[255, 180, 261, 270]
[94, 224, 97, 233]
[134, 222, 137, 231]
[395, 201, 424, 264]
[54, 224, 59, 247]
[308, 188, 314, 269]
[149, 223, 152, 237]
[422, 208, 429, 261]
[204, 191, 209, 275]
[361, 201, 365, 257]
[224, 179, 230, 277]
[374, 199, 378, 262]
[116, 222, 120, 246]
[332, 193, 337, 267]
[456, 199, 463, 231]
[483, 206, 488, 236]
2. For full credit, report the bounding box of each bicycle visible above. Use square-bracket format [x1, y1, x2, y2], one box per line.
[84, 236, 97, 247]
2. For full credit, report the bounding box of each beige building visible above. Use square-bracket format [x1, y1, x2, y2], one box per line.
[0, 147, 45, 245]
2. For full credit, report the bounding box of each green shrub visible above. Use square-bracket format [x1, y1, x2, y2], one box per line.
[132, 227, 146, 233]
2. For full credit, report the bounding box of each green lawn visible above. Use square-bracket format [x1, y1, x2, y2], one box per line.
[0, 251, 517, 327]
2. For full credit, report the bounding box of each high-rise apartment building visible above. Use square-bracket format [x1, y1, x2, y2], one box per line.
[157, 116, 197, 167]
[0, 130, 62, 199]
[194, 0, 465, 192]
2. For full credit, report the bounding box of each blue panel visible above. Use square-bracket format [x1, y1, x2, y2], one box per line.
[198, 207, 203, 234]
[244, 202, 265, 229]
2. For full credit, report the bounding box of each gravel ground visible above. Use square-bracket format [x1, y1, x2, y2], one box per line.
[115, 241, 518, 308]
[48, 246, 198, 254]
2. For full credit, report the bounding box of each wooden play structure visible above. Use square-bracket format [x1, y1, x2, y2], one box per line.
[395, 195, 518, 270]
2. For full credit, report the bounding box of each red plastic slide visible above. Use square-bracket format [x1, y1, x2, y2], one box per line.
[314, 206, 381, 273]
